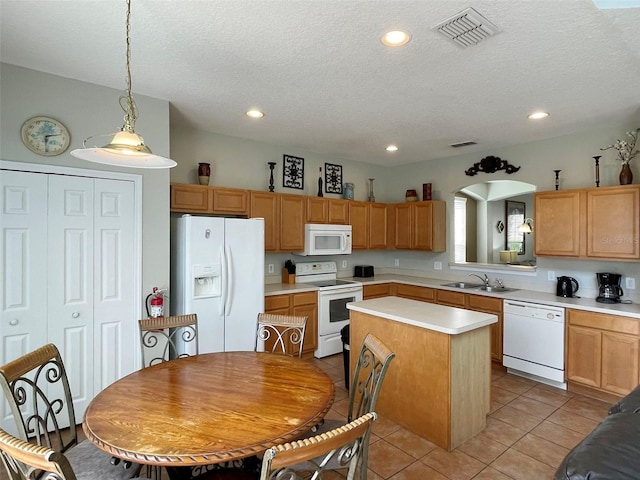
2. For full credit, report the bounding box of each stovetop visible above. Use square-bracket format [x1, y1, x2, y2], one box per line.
[304, 279, 358, 288]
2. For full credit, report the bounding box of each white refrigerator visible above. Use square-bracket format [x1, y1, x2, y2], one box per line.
[171, 215, 265, 353]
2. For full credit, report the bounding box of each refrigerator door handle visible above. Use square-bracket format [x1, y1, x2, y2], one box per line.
[224, 245, 233, 315]
[219, 245, 226, 316]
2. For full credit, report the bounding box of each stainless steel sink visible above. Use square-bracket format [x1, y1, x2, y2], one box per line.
[441, 282, 484, 289]
[472, 286, 519, 293]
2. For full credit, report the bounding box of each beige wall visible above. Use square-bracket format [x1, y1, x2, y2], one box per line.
[1, 64, 172, 316]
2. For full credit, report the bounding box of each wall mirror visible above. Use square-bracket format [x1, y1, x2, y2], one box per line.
[506, 201, 525, 255]
[452, 180, 536, 268]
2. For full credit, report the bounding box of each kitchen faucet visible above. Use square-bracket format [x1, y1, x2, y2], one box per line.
[469, 273, 490, 287]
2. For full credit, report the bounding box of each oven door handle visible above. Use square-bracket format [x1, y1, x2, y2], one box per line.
[319, 286, 362, 296]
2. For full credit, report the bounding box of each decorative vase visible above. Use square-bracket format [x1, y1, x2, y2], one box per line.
[619, 163, 633, 185]
[405, 189, 418, 202]
[343, 182, 354, 200]
[198, 163, 211, 185]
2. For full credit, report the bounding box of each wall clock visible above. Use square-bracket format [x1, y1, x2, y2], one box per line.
[21, 116, 71, 156]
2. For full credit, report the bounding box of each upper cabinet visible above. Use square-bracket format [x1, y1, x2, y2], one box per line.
[249, 191, 305, 252]
[535, 185, 640, 261]
[349, 201, 388, 250]
[392, 201, 446, 252]
[170, 184, 248, 215]
[306, 197, 349, 224]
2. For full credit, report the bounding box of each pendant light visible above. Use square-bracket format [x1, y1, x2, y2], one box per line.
[71, 0, 176, 168]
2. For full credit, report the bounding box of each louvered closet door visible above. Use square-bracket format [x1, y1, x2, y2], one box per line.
[0, 171, 49, 433]
[47, 175, 95, 420]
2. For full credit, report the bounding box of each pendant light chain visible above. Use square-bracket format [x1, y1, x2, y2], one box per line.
[120, 0, 139, 133]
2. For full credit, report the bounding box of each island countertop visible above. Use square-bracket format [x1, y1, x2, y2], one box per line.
[347, 296, 498, 335]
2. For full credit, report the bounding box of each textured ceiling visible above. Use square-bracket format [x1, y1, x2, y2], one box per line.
[1, 0, 639, 166]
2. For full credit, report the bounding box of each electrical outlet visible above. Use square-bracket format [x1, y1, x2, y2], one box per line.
[548, 271, 556, 281]
[394, 259, 400, 267]
[342, 260, 348, 269]
[268, 264, 274, 274]
[434, 261, 442, 270]
[626, 277, 636, 290]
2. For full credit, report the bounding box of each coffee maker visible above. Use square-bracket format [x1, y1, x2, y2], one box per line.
[596, 273, 623, 303]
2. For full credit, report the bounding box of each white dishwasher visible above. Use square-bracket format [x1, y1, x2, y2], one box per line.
[503, 300, 566, 389]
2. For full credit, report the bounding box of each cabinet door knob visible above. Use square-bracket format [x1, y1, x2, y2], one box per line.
[72, 312, 80, 318]
[9, 319, 18, 326]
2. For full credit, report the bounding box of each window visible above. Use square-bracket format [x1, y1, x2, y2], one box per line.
[454, 196, 467, 262]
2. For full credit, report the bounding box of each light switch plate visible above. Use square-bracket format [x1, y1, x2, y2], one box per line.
[394, 259, 400, 267]
[626, 277, 636, 290]
[268, 264, 274, 274]
[342, 260, 348, 269]
[434, 261, 442, 270]
[548, 271, 556, 281]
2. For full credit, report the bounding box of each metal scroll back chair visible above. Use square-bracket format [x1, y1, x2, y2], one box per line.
[201, 413, 377, 480]
[256, 313, 308, 358]
[138, 314, 199, 367]
[298, 333, 394, 480]
[0, 343, 140, 480]
[0, 428, 78, 480]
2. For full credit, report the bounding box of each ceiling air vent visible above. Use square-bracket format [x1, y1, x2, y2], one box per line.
[450, 140, 477, 148]
[434, 7, 501, 48]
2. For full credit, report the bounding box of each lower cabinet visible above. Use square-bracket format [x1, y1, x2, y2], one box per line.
[363, 283, 393, 299]
[264, 292, 318, 355]
[567, 309, 640, 396]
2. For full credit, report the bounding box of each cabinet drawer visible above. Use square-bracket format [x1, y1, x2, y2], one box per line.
[292, 291, 317, 306]
[436, 290, 466, 307]
[396, 284, 435, 302]
[363, 283, 392, 299]
[265, 295, 290, 311]
[568, 309, 640, 335]
[468, 294, 502, 313]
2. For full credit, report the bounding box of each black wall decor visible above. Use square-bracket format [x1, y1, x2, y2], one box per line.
[283, 154, 304, 189]
[465, 156, 521, 176]
[324, 163, 343, 194]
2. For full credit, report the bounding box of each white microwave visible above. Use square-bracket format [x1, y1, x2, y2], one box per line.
[299, 224, 352, 256]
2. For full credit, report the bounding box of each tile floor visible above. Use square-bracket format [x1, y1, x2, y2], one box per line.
[308, 353, 611, 480]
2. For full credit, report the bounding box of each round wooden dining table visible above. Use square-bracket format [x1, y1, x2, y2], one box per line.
[83, 352, 334, 474]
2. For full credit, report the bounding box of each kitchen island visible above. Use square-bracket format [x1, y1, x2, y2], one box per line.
[347, 296, 498, 451]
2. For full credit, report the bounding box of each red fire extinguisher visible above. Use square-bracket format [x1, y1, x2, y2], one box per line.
[146, 287, 166, 318]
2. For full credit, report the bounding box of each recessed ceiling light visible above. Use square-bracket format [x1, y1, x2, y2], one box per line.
[246, 109, 264, 118]
[528, 111, 549, 120]
[386, 144, 399, 152]
[381, 30, 411, 47]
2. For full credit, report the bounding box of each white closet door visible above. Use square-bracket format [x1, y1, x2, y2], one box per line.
[47, 175, 95, 420]
[0, 171, 48, 433]
[93, 179, 136, 393]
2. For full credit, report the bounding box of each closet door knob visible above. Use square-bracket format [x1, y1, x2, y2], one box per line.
[9, 319, 18, 326]
[72, 312, 80, 318]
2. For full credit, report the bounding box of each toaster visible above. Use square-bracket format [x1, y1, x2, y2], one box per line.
[354, 265, 374, 278]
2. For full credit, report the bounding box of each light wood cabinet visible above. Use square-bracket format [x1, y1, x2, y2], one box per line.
[567, 309, 640, 396]
[306, 197, 349, 224]
[535, 185, 640, 260]
[363, 283, 393, 299]
[587, 186, 640, 259]
[170, 183, 212, 212]
[250, 191, 279, 251]
[170, 184, 248, 215]
[395, 284, 435, 303]
[435, 289, 466, 307]
[212, 187, 248, 215]
[392, 201, 446, 252]
[349, 201, 388, 250]
[468, 295, 503, 362]
[265, 292, 318, 356]
[279, 194, 306, 252]
[534, 190, 583, 257]
[250, 192, 305, 252]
